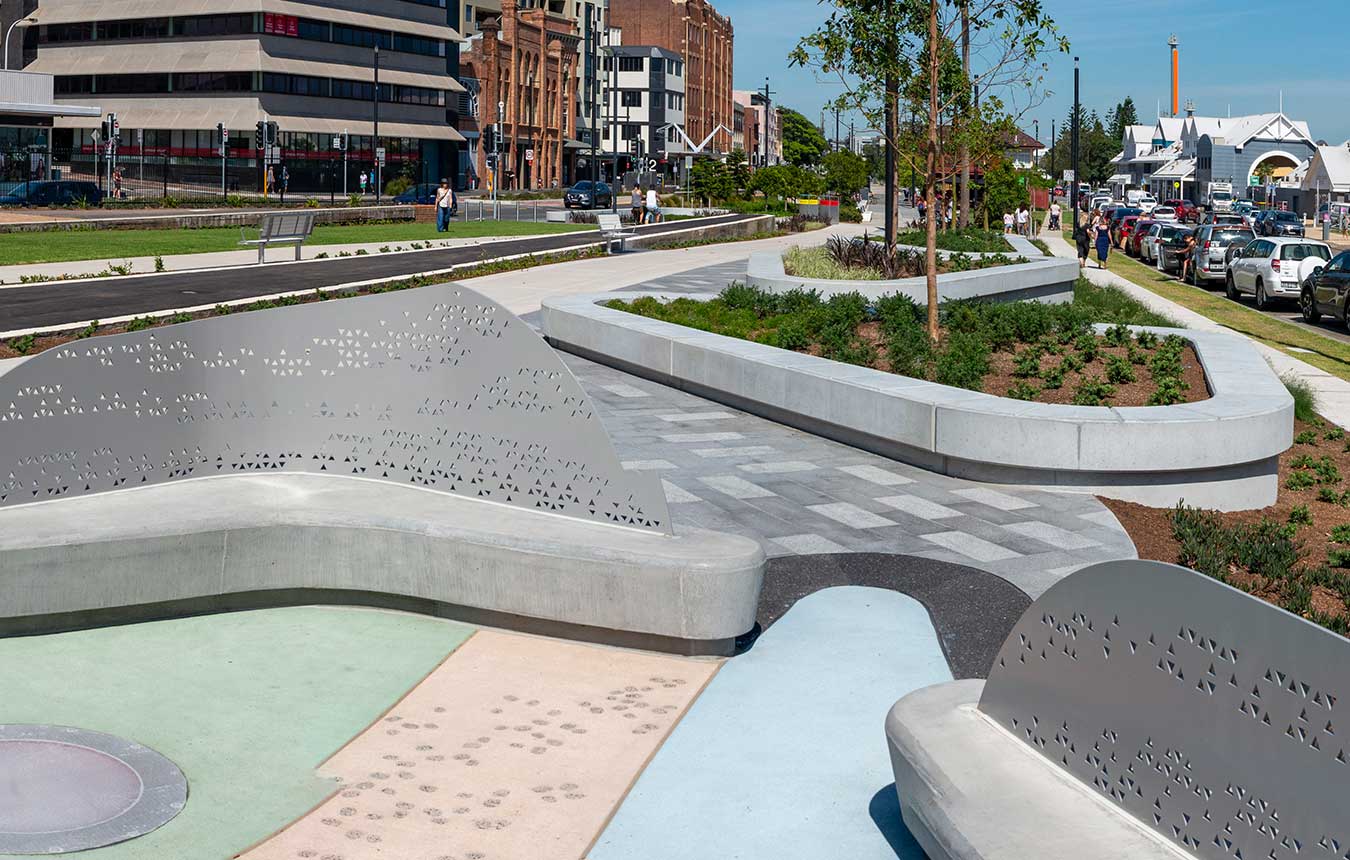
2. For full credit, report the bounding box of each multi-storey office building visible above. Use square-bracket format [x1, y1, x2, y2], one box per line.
[603, 44, 683, 181]
[24, 0, 464, 193]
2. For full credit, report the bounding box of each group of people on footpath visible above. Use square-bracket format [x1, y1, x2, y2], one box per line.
[1001, 204, 1034, 236]
[629, 186, 662, 224]
[916, 194, 957, 229]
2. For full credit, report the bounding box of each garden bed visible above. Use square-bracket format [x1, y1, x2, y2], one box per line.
[605, 282, 1207, 407]
[783, 243, 1024, 280]
[894, 227, 1014, 253]
[1104, 416, 1350, 635]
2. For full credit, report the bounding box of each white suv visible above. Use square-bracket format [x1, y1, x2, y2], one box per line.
[1226, 238, 1333, 309]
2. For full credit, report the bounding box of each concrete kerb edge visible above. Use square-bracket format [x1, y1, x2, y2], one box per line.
[0, 214, 776, 339]
[540, 291, 1294, 510]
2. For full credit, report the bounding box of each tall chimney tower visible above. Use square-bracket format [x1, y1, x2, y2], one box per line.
[1169, 34, 1179, 117]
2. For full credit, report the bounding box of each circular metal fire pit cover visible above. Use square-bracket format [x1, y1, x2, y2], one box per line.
[0, 724, 187, 854]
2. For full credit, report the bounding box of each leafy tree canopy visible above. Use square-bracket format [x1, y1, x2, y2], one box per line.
[822, 149, 870, 197]
[780, 107, 829, 167]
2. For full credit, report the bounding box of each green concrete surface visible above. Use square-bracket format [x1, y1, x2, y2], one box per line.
[0, 606, 475, 859]
[0, 220, 589, 266]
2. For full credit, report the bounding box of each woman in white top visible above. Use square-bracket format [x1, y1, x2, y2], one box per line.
[645, 187, 661, 222]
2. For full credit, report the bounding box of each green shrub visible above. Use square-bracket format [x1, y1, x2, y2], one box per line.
[1007, 381, 1039, 400]
[1288, 504, 1313, 526]
[75, 321, 99, 339]
[1061, 352, 1086, 373]
[1326, 426, 1346, 441]
[1290, 454, 1316, 469]
[768, 319, 811, 351]
[1041, 363, 1066, 390]
[1126, 342, 1147, 365]
[1134, 330, 1159, 349]
[1148, 377, 1189, 406]
[8, 334, 36, 354]
[1295, 430, 1319, 445]
[1317, 486, 1341, 503]
[1072, 376, 1115, 406]
[1330, 524, 1350, 543]
[1287, 471, 1317, 490]
[154, 255, 166, 273]
[1105, 355, 1137, 385]
[1329, 548, 1350, 568]
[1103, 323, 1132, 346]
[1012, 347, 1043, 379]
[1315, 457, 1342, 485]
[933, 331, 990, 391]
[125, 316, 155, 332]
[1074, 333, 1099, 363]
[1282, 374, 1318, 423]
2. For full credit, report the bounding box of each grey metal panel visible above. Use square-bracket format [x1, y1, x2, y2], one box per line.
[0, 284, 671, 533]
[980, 560, 1349, 860]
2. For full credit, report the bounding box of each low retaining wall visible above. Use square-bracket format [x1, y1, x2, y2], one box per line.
[541, 292, 1293, 510]
[0, 205, 415, 234]
[0, 474, 764, 655]
[746, 238, 1077, 304]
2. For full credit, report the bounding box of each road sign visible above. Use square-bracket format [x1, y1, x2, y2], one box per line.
[375, 146, 386, 167]
[525, 148, 534, 162]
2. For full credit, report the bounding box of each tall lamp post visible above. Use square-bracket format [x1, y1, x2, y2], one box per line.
[4, 16, 36, 71]
[373, 44, 381, 203]
[1071, 56, 1080, 213]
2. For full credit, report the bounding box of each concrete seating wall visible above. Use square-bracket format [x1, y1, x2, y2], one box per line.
[885, 559, 1350, 860]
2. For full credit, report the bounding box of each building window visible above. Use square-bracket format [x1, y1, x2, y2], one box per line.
[177, 14, 255, 37]
[618, 56, 643, 72]
[96, 18, 171, 40]
[177, 71, 255, 92]
[621, 90, 642, 107]
[464, 4, 474, 27]
[333, 24, 392, 50]
[622, 123, 640, 140]
[261, 72, 327, 97]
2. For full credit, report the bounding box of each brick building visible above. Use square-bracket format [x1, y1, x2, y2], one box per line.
[607, 0, 733, 156]
[461, 0, 580, 189]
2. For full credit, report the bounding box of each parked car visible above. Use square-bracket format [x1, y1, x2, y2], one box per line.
[1089, 194, 1113, 213]
[0, 180, 104, 207]
[1300, 250, 1350, 325]
[1256, 210, 1305, 237]
[1226, 237, 1332, 308]
[1126, 219, 1157, 257]
[1137, 194, 1158, 214]
[1199, 212, 1246, 227]
[1162, 198, 1199, 222]
[1115, 214, 1144, 249]
[1142, 223, 1189, 264]
[1231, 200, 1255, 216]
[1187, 225, 1254, 285]
[1108, 207, 1143, 244]
[1151, 205, 1178, 223]
[393, 182, 454, 209]
[1155, 227, 1196, 274]
[563, 180, 613, 209]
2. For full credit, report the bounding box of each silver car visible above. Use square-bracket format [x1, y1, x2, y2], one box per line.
[1187, 225, 1254, 285]
[1225, 237, 1333, 309]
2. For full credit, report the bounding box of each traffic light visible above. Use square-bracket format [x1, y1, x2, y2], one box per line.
[332, 132, 348, 152]
[254, 121, 265, 149]
[483, 124, 496, 153]
[101, 114, 119, 147]
[485, 153, 497, 172]
[265, 121, 279, 147]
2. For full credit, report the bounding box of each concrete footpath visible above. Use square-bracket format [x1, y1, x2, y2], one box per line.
[1040, 230, 1350, 427]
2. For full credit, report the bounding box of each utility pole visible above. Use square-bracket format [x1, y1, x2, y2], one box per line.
[883, 0, 897, 245]
[1071, 56, 1080, 212]
[1050, 119, 1056, 181]
[834, 105, 840, 153]
[218, 122, 227, 197]
[587, 1, 599, 187]
[761, 77, 774, 169]
[957, 0, 971, 228]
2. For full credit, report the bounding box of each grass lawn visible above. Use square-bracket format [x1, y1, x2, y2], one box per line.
[1064, 230, 1350, 382]
[0, 219, 590, 266]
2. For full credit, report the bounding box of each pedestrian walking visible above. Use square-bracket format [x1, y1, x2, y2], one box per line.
[112, 167, 123, 199]
[645, 186, 661, 223]
[1049, 200, 1061, 231]
[631, 186, 644, 224]
[1075, 204, 1092, 269]
[280, 165, 290, 195]
[1094, 215, 1112, 268]
[359, 171, 368, 195]
[1002, 211, 1014, 233]
[434, 177, 454, 232]
[1016, 205, 1029, 236]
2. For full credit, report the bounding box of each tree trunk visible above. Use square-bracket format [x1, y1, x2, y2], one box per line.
[958, 0, 971, 229]
[925, 0, 940, 343]
[883, 0, 898, 246]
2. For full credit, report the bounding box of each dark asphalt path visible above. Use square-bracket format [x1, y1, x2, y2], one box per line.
[0, 213, 758, 332]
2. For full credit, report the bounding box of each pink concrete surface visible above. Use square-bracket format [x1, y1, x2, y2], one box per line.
[240, 630, 718, 860]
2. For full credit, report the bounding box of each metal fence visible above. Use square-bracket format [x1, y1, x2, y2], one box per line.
[0, 147, 423, 203]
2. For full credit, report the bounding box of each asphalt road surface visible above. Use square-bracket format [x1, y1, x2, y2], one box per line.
[0, 212, 759, 333]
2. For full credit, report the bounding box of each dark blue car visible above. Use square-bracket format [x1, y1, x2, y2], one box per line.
[0, 180, 104, 207]
[394, 182, 456, 213]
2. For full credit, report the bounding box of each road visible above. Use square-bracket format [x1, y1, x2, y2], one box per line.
[0, 212, 759, 333]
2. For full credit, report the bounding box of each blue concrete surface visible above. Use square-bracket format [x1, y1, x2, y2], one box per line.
[589, 586, 952, 859]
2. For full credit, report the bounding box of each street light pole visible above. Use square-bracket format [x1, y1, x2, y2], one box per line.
[1071, 56, 1080, 213]
[3, 17, 35, 71]
[1050, 119, 1056, 181]
[373, 44, 381, 203]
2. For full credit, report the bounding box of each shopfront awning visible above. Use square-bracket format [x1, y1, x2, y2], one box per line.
[31, 0, 459, 42]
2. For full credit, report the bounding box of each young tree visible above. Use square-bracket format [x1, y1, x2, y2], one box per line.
[793, 0, 1067, 341]
[726, 148, 752, 192]
[822, 150, 870, 197]
[980, 157, 1028, 221]
[1107, 97, 1139, 145]
[780, 107, 830, 167]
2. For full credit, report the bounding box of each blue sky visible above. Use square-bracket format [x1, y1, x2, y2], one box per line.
[720, 0, 1350, 145]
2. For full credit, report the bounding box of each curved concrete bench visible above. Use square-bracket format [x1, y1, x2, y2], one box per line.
[541, 294, 1292, 510]
[745, 235, 1076, 304]
[0, 473, 764, 655]
[885, 559, 1350, 860]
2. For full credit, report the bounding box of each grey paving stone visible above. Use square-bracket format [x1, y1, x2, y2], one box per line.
[621, 459, 678, 471]
[1001, 521, 1101, 551]
[698, 475, 777, 500]
[1079, 509, 1124, 528]
[691, 446, 777, 459]
[807, 502, 897, 530]
[661, 480, 702, 504]
[601, 383, 650, 398]
[836, 464, 915, 486]
[738, 461, 818, 474]
[950, 487, 1039, 511]
[875, 494, 964, 521]
[770, 534, 849, 555]
[661, 432, 745, 443]
[658, 411, 737, 423]
[920, 531, 1022, 563]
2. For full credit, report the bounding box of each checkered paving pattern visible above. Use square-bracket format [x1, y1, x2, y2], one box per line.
[534, 258, 1138, 598]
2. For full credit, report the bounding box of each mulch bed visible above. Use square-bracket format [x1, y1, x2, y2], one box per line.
[1102, 417, 1350, 623]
